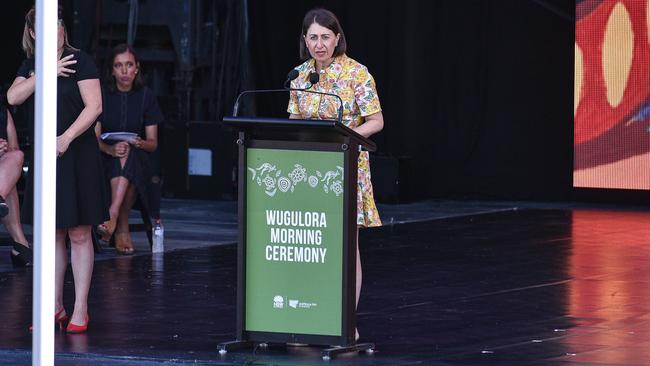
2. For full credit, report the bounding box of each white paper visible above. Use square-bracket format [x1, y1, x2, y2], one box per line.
[100, 132, 138, 142]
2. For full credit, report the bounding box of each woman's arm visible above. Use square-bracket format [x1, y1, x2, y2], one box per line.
[6, 76, 35, 106]
[94, 122, 129, 158]
[7, 55, 78, 106]
[353, 111, 384, 138]
[57, 78, 102, 156]
[94, 122, 110, 154]
[131, 125, 158, 153]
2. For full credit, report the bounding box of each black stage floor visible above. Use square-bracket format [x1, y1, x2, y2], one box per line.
[2, 201, 650, 365]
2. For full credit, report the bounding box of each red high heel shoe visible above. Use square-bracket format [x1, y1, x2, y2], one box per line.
[29, 308, 68, 332]
[66, 314, 90, 334]
[55, 308, 69, 331]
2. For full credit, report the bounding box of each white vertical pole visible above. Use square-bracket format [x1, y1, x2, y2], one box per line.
[32, 0, 58, 365]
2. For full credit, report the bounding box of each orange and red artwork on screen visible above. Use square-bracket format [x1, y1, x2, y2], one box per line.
[574, 0, 650, 189]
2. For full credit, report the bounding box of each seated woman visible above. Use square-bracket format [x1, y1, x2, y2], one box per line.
[95, 44, 163, 254]
[0, 103, 32, 266]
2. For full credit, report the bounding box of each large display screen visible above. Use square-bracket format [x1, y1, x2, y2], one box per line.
[574, 0, 650, 189]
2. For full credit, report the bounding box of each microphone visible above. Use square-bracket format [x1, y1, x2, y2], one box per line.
[232, 69, 301, 116]
[309, 72, 319, 86]
[284, 69, 300, 88]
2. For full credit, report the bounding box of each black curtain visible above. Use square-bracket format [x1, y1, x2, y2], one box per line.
[0, 0, 33, 95]
[248, 0, 574, 201]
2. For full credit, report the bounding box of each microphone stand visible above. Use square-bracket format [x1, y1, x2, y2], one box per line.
[233, 74, 344, 126]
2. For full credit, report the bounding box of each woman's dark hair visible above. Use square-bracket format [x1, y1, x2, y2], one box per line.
[299, 8, 347, 60]
[106, 43, 145, 92]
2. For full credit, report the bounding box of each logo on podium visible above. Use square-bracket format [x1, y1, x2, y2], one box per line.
[273, 295, 284, 309]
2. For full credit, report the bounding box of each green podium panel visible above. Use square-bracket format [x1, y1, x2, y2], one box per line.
[245, 148, 345, 336]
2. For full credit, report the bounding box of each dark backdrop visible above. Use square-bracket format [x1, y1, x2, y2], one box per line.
[0, 1, 575, 202]
[247, 0, 575, 201]
[0, 1, 33, 95]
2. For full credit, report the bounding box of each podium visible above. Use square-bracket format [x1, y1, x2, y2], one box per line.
[217, 116, 376, 360]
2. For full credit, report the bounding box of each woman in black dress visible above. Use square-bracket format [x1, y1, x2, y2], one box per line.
[0, 104, 32, 267]
[95, 44, 162, 254]
[7, 7, 107, 333]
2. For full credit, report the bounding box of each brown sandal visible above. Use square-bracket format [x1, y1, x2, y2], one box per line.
[97, 217, 117, 241]
[114, 232, 134, 255]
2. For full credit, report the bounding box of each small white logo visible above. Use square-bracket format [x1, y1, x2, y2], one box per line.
[289, 299, 299, 309]
[273, 295, 284, 309]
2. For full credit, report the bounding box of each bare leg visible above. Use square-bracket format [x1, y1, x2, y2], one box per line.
[68, 225, 93, 325]
[114, 184, 137, 254]
[96, 175, 128, 241]
[0, 151, 30, 264]
[109, 176, 129, 220]
[115, 184, 137, 234]
[0, 150, 24, 197]
[55, 229, 69, 314]
[102, 155, 131, 235]
[2, 186, 29, 247]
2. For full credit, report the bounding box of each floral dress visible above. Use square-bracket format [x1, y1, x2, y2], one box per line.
[288, 54, 382, 227]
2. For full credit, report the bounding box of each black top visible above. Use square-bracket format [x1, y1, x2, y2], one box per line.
[18, 49, 99, 137]
[100, 86, 163, 137]
[16, 49, 109, 228]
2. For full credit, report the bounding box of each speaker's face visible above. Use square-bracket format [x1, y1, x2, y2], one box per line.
[304, 22, 340, 66]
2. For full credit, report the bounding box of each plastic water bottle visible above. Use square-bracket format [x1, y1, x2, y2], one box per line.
[152, 221, 164, 253]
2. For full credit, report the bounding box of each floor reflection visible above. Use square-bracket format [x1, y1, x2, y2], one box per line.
[2, 208, 650, 365]
[565, 209, 650, 364]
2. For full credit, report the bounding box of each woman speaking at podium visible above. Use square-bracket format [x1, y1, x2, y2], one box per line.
[288, 8, 385, 341]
